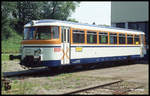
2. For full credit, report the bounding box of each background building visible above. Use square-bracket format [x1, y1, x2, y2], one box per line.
[111, 1, 149, 57]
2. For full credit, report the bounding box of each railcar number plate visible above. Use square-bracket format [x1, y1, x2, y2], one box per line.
[76, 47, 82, 52]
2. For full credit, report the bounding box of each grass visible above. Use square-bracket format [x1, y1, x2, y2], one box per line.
[1, 54, 19, 61]
[1, 54, 9, 61]
[2, 32, 22, 54]
[2, 79, 37, 94]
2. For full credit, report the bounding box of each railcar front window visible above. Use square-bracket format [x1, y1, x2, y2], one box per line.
[24, 28, 29, 40]
[35, 27, 51, 40]
[24, 26, 60, 40]
[24, 27, 35, 40]
[35, 26, 59, 40]
[51, 27, 59, 39]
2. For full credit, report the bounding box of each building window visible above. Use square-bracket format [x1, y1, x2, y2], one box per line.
[116, 23, 125, 28]
[87, 31, 97, 44]
[119, 33, 126, 44]
[128, 22, 146, 32]
[110, 33, 117, 44]
[73, 30, 85, 43]
[99, 32, 108, 44]
[127, 34, 133, 44]
[128, 23, 138, 30]
[134, 35, 140, 45]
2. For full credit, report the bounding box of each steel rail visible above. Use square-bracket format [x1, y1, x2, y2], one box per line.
[61, 80, 123, 95]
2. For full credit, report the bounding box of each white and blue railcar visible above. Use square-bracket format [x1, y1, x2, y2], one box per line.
[10, 19, 146, 68]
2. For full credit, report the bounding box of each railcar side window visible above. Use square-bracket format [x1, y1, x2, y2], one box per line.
[134, 35, 140, 44]
[119, 34, 126, 44]
[127, 34, 133, 44]
[61, 29, 64, 42]
[87, 31, 97, 44]
[51, 26, 59, 39]
[140, 34, 145, 45]
[99, 32, 108, 44]
[109, 33, 117, 44]
[73, 30, 85, 43]
[36, 27, 51, 40]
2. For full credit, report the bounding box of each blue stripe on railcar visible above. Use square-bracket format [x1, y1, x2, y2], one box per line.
[70, 55, 140, 65]
[41, 60, 61, 67]
[40, 55, 140, 67]
[71, 46, 140, 47]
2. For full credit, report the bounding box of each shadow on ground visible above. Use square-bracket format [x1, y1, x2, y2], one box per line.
[3, 58, 149, 79]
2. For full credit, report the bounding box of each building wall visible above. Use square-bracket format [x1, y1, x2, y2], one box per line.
[111, 1, 148, 23]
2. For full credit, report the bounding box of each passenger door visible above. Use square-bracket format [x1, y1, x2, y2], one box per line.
[140, 34, 146, 57]
[61, 27, 70, 65]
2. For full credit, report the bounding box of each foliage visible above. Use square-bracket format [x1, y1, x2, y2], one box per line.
[98, 24, 110, 26]
[1, 1, 80, 53]
[67, 18, 79, 23]
[41, 1, 80, 20]
[12, 1, 43, 34]
[1, 2, 17, 40]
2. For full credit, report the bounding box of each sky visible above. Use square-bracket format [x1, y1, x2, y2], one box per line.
[70, 1, 111, 25]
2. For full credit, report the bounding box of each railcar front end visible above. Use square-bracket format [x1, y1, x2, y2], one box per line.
[10, 25, 65, 68]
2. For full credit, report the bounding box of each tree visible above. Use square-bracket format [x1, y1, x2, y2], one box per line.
[1, 2, 17, 40]
[13, 1, 80, 34]
[40, 1, 80, 20]
[67, 18, 79, 23]
[12, 1, 42, 34]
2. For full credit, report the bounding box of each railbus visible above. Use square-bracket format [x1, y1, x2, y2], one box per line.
[9, 19, 146, 68]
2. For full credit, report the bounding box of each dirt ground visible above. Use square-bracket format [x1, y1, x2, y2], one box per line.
[1, 60, 149, 95]
[74, 63, 149, 85]
[71, 63, 149, 94]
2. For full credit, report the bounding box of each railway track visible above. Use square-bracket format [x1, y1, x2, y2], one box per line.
[61, 80, 144, 95]
[2, 61, 131, 78]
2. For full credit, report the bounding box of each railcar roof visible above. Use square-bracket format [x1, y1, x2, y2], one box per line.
[24, 19, 144, 34]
